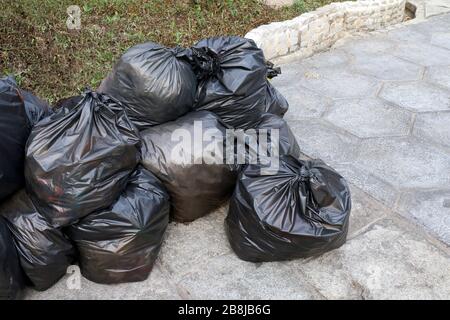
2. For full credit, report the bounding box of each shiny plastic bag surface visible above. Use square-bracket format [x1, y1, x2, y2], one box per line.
[0, 190, 75, 291]
[25, 91, 140, 227]
[68, 166, 170, 284]
[256, 113, 300, 159]
[226, 155, 351, 262]
[0, 76, 53, 201]
[189, 36, 268, 129]
[98, 42, 197, 129]
[0, 76, 30, 201]
[21, 89, 52, 126]
[141, 111, 237, 222]
[265, 82, 289, 117]
[0, 216, 25, 300]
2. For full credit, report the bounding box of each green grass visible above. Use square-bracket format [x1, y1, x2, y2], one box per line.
[0, 0, 342, 103]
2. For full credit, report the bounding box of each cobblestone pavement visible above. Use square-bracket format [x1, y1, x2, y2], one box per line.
[27, 14, 450, 300]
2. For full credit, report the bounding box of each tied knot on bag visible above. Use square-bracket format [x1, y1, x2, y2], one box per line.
[298, 166, 311, 182]
[83, 89, 102, 112]
[190, 47, 221, 80]
[82, 89, 106, 112]
[266, 60, 281, 80]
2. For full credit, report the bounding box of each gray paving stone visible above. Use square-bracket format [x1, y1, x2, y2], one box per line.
[380, 82, 450, 112]
[413, 111, 450, 149]
[301, 49, 350, 69]
[390, 41, 450, 66]
[425, 65, 450, 90]
[431, 32, 450, 50]
[290, 219, 450, 299]
[333, 164, 400, 207]
[409, 15, 450, 36]
[351, 54, 423, 81]
[325, 98, 413, 138]
[356, 137, 450, 189]
[293, 67, 379, 99]
[339, 36, 397, 56]
[157, 205, 231, 277]
[288, 119, 361, 166]
[398, 189, 450, 244]
[177, 253, 322, 300]
[347, 186, 390, 236]
[433, 12, 450, 25]
[275, 61, 310, 83]
[386, 26, 430, 43]
[272, 84, 330, 120]
[26, 264, 180, 300]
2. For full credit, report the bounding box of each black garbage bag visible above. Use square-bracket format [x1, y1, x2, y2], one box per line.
[141, 111, 237, 222]
[98, 42, 197, 129]
[21, 89, 52, 126]
[226, 155, 351, 262]
[67, 166, 170, 284]
[265, 61, 289, 117]
[0, 76, 52, 127]
[25, 90, 140, 227]
[54, 95, 82, 111]
[265, 82, 289, 117]
[0, 216, 25, 300]
[255, 113, 300, 159]
[0, 76, 30, 201]
[0, 190, 75, 291]
[189, 36, 268, 129]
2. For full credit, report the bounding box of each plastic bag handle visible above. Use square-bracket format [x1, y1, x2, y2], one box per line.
[187, 47, 221, 80]
[266, 60, 281, 79]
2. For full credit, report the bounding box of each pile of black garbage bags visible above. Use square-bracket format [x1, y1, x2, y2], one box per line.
[0, 36, 351, 300]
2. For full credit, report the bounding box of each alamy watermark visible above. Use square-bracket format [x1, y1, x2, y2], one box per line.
[66, 265, 81, 290]
[170, 121, 280, 174]
[66, 5, 81, 30]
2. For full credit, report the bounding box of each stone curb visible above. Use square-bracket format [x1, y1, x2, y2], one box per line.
[246, 0, 406, 60]
[404, 0, 450, 23]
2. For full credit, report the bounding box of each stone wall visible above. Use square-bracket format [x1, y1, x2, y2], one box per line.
[246, 0, 406, 60]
